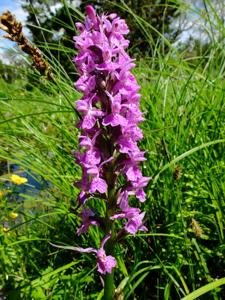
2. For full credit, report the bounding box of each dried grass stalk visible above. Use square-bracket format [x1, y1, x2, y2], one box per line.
[0, 10, 53, 79]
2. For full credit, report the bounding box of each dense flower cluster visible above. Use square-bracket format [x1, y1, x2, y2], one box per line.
[73, 5, 150, 274]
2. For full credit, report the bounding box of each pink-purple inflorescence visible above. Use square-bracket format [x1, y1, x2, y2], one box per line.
[73, 5, 150, 274]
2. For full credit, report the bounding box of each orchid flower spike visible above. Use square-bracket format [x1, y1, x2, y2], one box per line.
[72, 5, 150, 276]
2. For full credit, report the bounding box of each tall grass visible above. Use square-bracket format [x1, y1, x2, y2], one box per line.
[0, 1, 225, 299]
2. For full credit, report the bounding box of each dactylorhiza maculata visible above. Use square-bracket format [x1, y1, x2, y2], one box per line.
[73, 5, 150, 275]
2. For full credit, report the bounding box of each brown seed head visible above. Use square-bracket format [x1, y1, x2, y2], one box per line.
[0, 10, 53, 79]
[191, 218, 203, 238]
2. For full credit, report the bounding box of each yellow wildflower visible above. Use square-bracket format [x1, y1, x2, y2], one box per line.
[10, 174, 28, 185]
[3, 227, 9, 233]
[0, 191, 4, 197]
[9, 212, 18, 219]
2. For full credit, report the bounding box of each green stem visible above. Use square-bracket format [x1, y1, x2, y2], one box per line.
[103, 183, 116, 300]
[103, 270, 115, 300]
[103, 218, 115, 300]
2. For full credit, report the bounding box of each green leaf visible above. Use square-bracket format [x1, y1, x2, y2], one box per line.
[181, 277, 225, 300]
[153, 139, 225, 184]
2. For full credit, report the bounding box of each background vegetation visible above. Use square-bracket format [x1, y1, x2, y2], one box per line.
[0, 0, 225, 299]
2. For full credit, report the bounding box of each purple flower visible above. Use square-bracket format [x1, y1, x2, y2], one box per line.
[96, 234, 117, 274]
[125, 211, 148, 234]
[75, 75, 96, 94]
[73, 5, 150, 275]
[117, 190, 129, 211]
[111, 207, 147, 234]
[77, 207, 99, 235]
[76, 95, 105, 130]
[90, 176, 107, 194]
[102, 93, 127, 127]
[125, 165, 142, 182]
[51, 233, 116, 275]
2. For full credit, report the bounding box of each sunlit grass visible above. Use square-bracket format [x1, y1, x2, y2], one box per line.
[0, 1, 225, 299]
